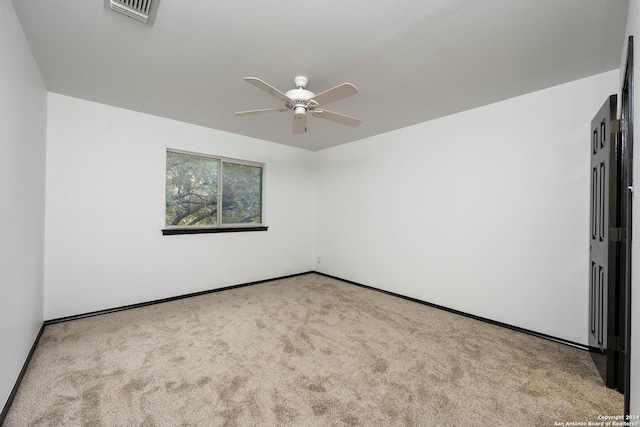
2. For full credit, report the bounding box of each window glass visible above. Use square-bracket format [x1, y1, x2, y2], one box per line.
[165, 150, 264, 229]
[222, 162, 262, 224]
[165, 151, 218, 226]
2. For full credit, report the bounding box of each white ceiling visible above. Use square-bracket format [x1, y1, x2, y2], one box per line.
[11, 0, 629, 151]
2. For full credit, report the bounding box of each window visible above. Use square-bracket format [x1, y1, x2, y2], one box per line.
[164, 150, 266, 235]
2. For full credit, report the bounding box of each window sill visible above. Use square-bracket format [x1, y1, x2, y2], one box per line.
[162, 226, 268, 236]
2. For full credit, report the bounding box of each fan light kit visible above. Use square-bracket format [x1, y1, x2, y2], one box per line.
[235, 76, 361, 134]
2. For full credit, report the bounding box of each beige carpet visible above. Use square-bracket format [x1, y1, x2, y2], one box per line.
[3, 273, 622, 426]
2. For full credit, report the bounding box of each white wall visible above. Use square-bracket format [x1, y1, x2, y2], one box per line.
[315, 70, 619, 346]
[44, 94, 315, 320]
[622, 0, 639, 415]
[0, 0, 47, 413]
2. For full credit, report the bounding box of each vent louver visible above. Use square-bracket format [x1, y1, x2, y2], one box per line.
[105, 0, 159, 25]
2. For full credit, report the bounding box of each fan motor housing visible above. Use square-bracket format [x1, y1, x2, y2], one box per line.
[285, 88, 314, 102]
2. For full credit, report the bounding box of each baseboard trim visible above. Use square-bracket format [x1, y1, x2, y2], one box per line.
[314, 272, 589, 351]
[45, 271, 314, 325]
[0, 322, 45, 425]
[3, 270, 589, 423]
[44, 270, 588, 351]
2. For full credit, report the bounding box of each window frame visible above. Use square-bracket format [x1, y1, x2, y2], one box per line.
[162, 149, 267, 235]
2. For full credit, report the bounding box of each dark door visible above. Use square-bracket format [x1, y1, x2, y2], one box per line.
[620, 36, 633, 413]
[589, 95, 621, 389]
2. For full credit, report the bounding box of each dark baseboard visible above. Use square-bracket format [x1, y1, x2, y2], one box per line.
[0, 322, 45, 425]
[45, 269, 589, 351]
[314, 271, 589, 351]
[45, 271, 314, 325]
[3, 270, 590, 424]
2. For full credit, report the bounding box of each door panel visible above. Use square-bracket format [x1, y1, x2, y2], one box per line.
[588, 95, 619, 389]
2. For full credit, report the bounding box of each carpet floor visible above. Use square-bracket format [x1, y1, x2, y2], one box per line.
[3, 273, 622, 426]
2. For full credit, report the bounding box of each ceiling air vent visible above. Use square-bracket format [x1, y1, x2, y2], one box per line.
[105, 0, 159, 25]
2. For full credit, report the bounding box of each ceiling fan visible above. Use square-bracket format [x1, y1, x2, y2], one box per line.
[234, 76, 361, 134]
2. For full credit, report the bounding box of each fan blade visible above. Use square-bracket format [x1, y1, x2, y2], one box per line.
[234, 108, 289, 116]
[244, 77, 291, 102]
[312, 110, 361, 127]
[311, 83, 358, 106]
[292, 114, 307, 134]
